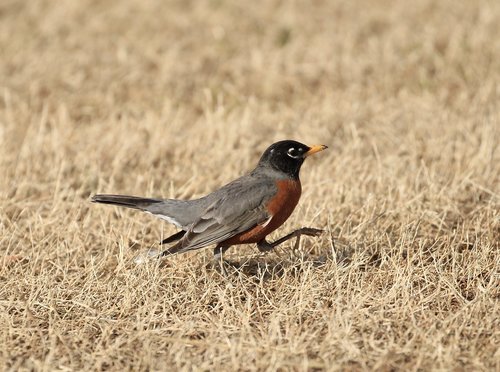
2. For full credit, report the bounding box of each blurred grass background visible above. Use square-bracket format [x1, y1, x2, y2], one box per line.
[0, 0, 498, 370]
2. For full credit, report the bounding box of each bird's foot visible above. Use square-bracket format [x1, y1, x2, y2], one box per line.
[257, 240, 274, 252]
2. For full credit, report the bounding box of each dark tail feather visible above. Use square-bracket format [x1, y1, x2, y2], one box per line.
[160, 230, 186, 245]
[91, 194, 163, 210]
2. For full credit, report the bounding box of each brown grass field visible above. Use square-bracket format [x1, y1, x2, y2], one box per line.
[1, 0, 499, 370]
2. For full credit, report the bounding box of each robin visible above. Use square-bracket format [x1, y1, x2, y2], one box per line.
[91, 140, 327, 261]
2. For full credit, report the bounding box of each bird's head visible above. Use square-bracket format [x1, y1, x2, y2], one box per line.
[258, 140, 328, 179]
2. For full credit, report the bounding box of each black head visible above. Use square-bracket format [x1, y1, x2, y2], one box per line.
[257, 140, 328, 179]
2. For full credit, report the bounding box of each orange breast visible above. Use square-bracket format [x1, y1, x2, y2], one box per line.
[222, 179, 302, 245]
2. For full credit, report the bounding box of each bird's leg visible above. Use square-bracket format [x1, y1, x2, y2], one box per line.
[211, 245, 233, 275]
[257, 227, 323, 252]
[213, 245, 230, 263]
[256, 240, 274, 252]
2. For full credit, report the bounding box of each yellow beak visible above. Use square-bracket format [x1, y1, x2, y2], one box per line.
[304, 144, 328, 157]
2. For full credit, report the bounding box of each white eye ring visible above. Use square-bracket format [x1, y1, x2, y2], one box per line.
[287, 147, 302, 159]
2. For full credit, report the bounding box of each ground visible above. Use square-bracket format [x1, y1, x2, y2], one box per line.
[0, 0, 499, 370]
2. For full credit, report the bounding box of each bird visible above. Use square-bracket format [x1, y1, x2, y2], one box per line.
[91, 140, 327, 261]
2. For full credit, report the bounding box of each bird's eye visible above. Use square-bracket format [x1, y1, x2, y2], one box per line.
[287, 147, 302, 159]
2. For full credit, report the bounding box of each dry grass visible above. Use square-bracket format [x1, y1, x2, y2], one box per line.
[1, 0, 499, 370]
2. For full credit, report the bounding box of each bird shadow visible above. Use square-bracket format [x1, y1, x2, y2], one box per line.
[204, 235, 382, 280]
[206, 252, 332, 281]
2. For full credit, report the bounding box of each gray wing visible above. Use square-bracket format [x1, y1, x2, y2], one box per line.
[165, 175, 277, 254]
[145, 199, 209, 228]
